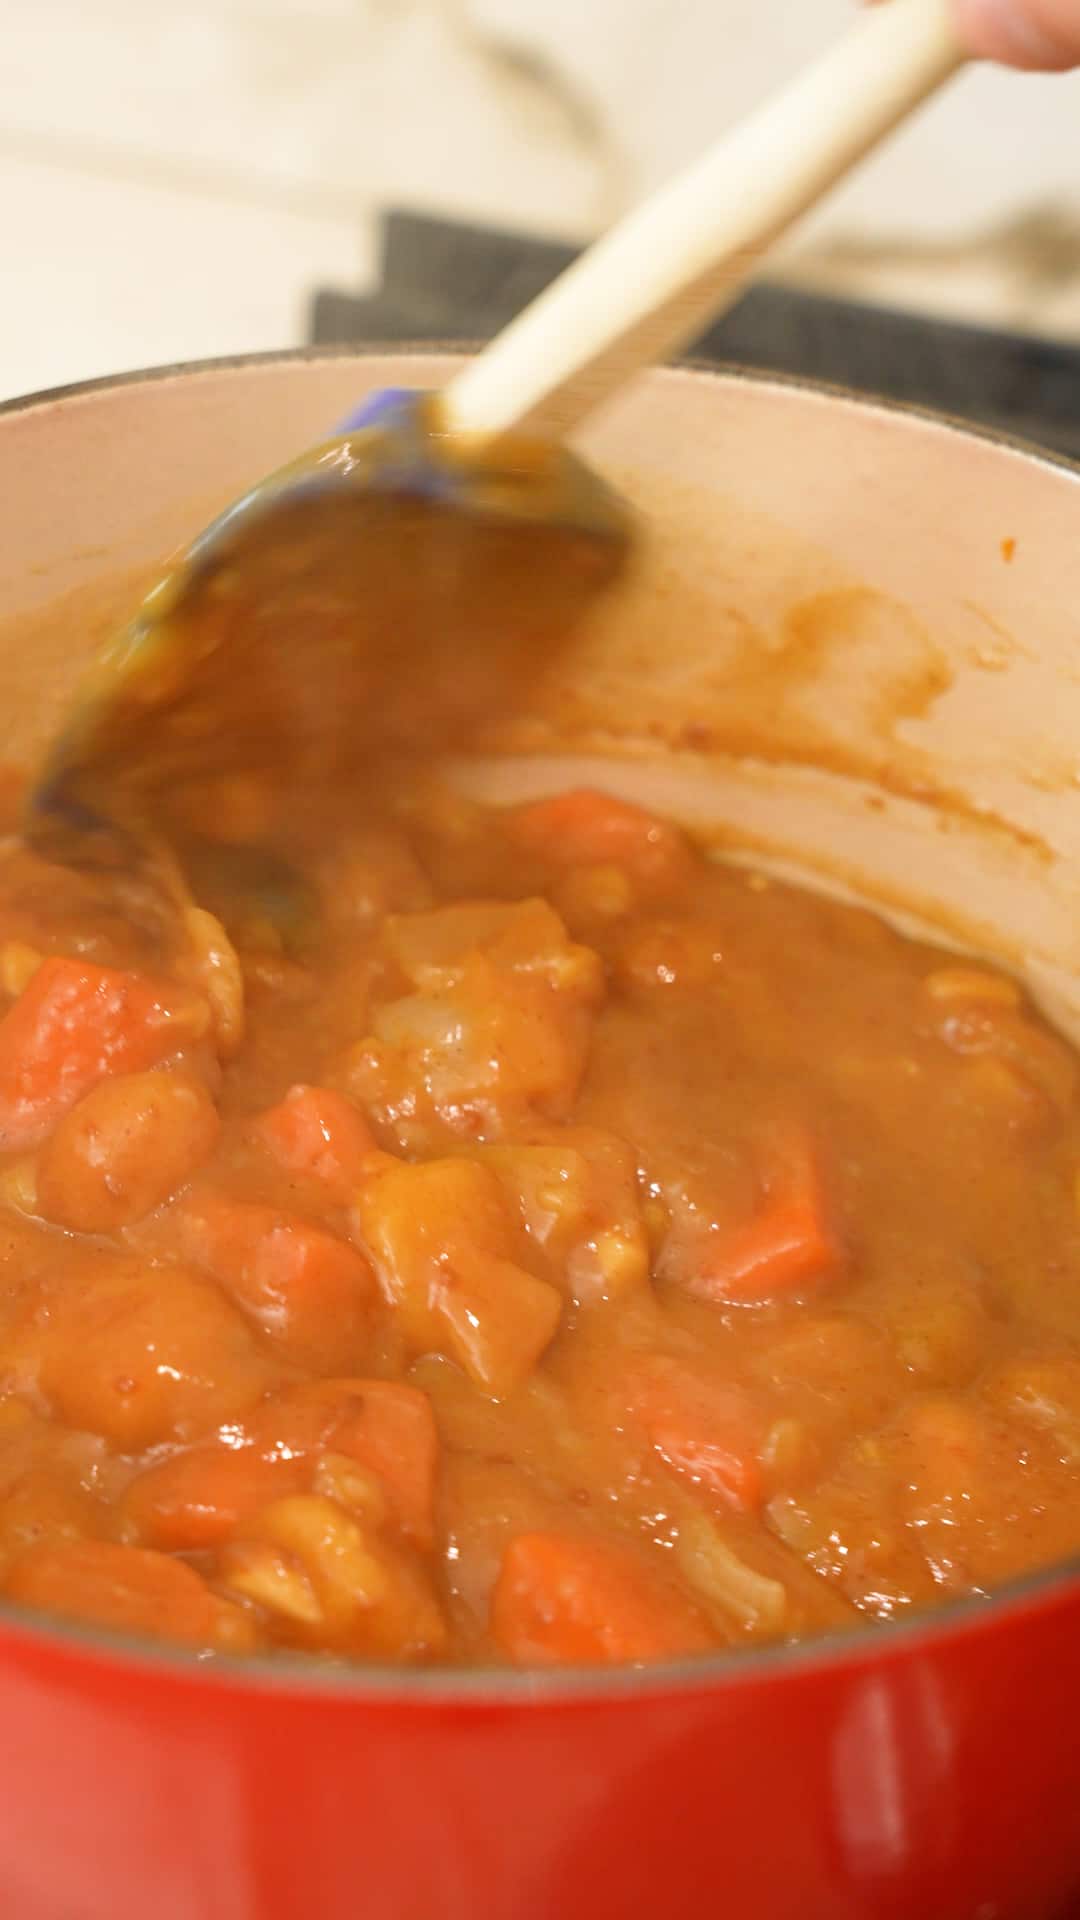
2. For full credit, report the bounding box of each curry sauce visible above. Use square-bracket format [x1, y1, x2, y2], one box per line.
[0, 774, 1077, 1666]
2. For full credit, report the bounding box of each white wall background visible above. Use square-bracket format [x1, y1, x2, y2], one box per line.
[2, 0, 1079, 402]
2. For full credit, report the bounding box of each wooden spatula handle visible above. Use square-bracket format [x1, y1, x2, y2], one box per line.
[444, 0, 964, 443]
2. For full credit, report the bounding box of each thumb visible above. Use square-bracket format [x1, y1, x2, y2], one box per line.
[952, 0, 1080, 68]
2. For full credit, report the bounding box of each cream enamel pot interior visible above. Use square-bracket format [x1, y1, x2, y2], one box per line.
[0, 352, 1079, 1920]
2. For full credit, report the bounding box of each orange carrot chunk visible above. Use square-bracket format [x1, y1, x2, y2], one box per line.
[255, 1084, 377, 1202]
[690, 1199, 836, 1306]
[626, 1362, 766, 1514]
[491, 1530, 714, 1666]
[246, 1379, 441, 1550]
[180, 1195, 378, 1371]
[128, 1378, 439, 1552]
[5, 1540, 256, 1652]
[507, 789, 692, 889]
[123, 1445, 306, 1551]
[685, 1127, 839, 1307]
[0, 957, 209, 1150]
[326, 1381, 439, 1550]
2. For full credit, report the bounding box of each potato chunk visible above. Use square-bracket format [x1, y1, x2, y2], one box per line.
[353, 1155, 562, 1396]
[36, 1070, 220, 1232]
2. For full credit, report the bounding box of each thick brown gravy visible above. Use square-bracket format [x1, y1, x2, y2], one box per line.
[0, 747, 1078, 1666]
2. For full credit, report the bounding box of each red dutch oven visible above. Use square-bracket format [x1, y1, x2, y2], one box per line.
[1, 350, 1079, 1920]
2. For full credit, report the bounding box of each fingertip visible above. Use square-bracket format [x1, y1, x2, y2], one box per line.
[952, 0, 1080, 69]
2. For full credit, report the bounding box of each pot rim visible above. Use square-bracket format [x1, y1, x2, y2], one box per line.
[2, 340, 1078, 487]
[2, 342, 1079, 1707]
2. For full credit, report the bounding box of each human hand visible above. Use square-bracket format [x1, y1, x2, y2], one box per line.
[952, 0, 1080, 67]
